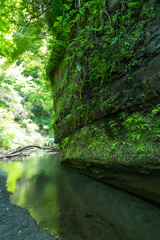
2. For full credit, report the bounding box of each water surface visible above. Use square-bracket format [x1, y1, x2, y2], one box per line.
[0, 152, 160, 240]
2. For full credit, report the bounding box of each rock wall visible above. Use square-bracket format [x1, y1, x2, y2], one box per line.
[48, 0, 160, 202]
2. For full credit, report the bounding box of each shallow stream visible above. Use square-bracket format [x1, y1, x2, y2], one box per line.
[0, 152, 160, 240]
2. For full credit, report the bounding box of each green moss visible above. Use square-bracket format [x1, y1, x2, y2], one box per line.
[59, 104, 160, 166]
[49, 0, 158, 139]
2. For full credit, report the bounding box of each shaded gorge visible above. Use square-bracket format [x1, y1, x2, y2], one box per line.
[0, 152, 160, 240]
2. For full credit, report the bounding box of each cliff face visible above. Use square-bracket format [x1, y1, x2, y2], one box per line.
[48, 0, 160, 202]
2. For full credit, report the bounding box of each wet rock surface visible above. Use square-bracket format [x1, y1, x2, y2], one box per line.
[0, 175, 55, 240]
[62, 158, 160, 204]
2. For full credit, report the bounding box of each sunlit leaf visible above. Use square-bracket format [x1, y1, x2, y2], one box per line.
[77, 65, 82, 71]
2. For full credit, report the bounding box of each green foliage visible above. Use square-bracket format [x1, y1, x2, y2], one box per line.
[0, 108, 44, 150]
[122, 106, 160, 156]
[0, 56, 54, 151]
[127, 2, 141, 7]
[60, 103, 160, 166]
[49, 0, 158, 140]
[0, 0, 57, 151]
[0, 0, 48, 59]
[60, 122, 122, 163]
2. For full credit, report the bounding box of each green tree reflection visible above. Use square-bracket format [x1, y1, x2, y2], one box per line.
[0, 154, 60, 237]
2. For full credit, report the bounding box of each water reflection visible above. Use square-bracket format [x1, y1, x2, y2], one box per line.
[0, 153, 160, 240]
[0, 153, 60, 236]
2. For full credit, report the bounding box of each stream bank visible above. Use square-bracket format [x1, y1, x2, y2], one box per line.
[0, 174, 55, 240]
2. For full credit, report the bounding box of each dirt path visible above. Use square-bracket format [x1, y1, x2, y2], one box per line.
[0, 174, 55, 240]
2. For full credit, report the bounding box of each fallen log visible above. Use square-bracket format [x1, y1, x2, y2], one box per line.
[0, 145, 59, 159]
[0, 152, 30, 159]
[7, 145, 58, 154]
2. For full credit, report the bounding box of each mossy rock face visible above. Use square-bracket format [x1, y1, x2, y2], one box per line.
[49, 0, 160, 200]
[50, 0, 160, 142]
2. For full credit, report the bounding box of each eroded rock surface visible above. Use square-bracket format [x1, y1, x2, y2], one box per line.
[62, 158, 160, 204]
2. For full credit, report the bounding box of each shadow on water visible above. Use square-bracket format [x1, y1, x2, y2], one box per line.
[0, 152, 160, 240]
